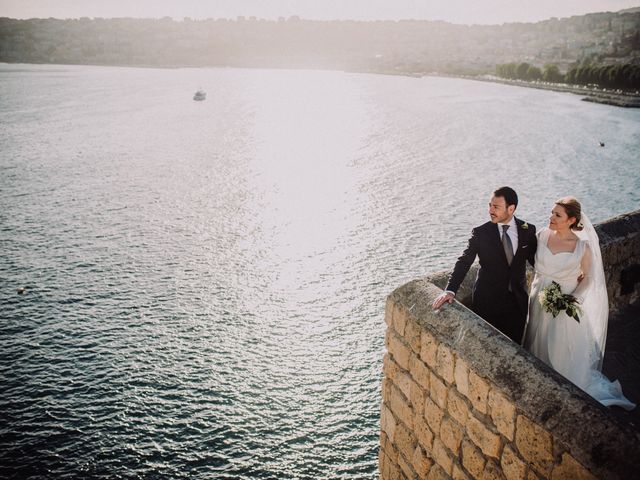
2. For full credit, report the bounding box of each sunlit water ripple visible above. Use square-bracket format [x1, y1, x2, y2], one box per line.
[1, 64, 639, 479]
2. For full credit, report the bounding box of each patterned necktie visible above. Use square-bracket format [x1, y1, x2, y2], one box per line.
[502, 225, 514, 265]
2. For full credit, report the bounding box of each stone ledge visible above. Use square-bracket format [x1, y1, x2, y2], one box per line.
[595, 210, 640, 245]
[386, 278, 640, 479]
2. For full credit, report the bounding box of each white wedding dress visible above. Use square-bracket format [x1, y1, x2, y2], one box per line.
[524, 218, 635, 410]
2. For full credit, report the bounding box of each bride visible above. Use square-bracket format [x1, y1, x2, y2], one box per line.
[523, 197, 635, 410]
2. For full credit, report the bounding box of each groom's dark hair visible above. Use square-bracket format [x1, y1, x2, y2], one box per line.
[494, 186, 518, 208]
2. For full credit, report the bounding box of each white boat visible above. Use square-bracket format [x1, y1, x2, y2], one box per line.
[193, 89, 206, 101]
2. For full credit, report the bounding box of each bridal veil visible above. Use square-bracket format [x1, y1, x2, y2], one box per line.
[573, 212, 635, 410]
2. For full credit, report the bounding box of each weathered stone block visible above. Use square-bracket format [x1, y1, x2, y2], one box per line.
[468, 371, 490, 414]
[405, 315, 422, 354]
[388, 330, 411, 370]
[390, 384, 413, 430]
[383, 353, 401, 383]
[429, 371, 448, 409]
[424, 395, 444, 433]
[480, 459, 506, 480]
[412, 445, 434, 478]
[515, 415, 554, 477]
[436, 343, 455, 384]
[462, 439, 487, 478]
[388, 461, 402, 480]
[551, 453, 598, 480]
[414, 414, 435, 451]
[420, 329, 438, 368]
[386, 441, 399, 463]
[395, 421, 417, 465]
[454, 357, 470, 397]
[447, 388, 470, 426]
[409, 378, 425, 415]
[382, 377, 392, 401]
[426, 464, 450, 480]
[379, 447, 387, 475]
[488, 388, 516, 441]
[381, 430, 390, 453]
[432, 438, 454, 476]
[501, 445, 526, 480]
[467, 414, 502, 458]
[409, 353, 431, 390]
[440, 416, 464, 455]
[384, 297, 394, 328]
[395, 369, 413, 401]
[453, 464, 472, 480]
[526, 470, 542, 480]
[381, 403, 397, 442]
[393, 302, 408, 336]
[398, 452, 417, 480]
[380, 451, 389, 480]
[381, 428, 399, 464]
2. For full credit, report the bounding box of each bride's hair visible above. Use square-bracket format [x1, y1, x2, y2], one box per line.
[555, 196, 583, 231]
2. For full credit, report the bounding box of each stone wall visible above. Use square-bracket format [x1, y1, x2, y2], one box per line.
[595, 210, 640, 315]
[379, 210, 640, 480]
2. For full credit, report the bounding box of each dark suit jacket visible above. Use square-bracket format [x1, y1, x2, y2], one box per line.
[446, 218, 537, 322]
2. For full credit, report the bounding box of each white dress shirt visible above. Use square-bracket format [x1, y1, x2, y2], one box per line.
[498, 217, 519, 252]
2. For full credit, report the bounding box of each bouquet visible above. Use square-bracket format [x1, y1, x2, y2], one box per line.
[539, 281, 581, 323]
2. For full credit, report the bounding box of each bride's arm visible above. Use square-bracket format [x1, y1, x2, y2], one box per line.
[571, 242, 593, 303]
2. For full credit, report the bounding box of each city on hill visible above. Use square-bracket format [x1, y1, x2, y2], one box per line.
[1, 8, 639, 90]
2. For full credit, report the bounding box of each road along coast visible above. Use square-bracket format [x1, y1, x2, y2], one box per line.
[459, 74, 640, 108]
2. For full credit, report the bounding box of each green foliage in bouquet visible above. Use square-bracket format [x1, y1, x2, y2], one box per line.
[539, 281, 581, 323]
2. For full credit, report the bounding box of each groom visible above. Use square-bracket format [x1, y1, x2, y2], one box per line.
[432, 186, 537, 343]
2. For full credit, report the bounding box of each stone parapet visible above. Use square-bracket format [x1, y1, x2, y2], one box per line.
[379, 210, 640, 480]
[595, 210, 640, 315]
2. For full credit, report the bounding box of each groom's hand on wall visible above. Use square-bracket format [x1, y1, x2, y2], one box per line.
[432, 291, 455, 310]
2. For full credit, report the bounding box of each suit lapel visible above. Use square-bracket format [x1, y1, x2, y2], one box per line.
[513, 218, 526, 258]
[488, 222, 501, 247]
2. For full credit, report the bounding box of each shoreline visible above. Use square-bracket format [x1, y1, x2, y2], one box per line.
[442, 74, 640, 108]
[353, 68, 640, 108]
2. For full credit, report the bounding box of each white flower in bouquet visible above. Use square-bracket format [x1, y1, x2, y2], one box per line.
[539, 281, 581, 323]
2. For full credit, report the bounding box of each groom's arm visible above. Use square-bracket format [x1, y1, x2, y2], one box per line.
[446, 228, 479, 294]
[433, 230, 479, 309]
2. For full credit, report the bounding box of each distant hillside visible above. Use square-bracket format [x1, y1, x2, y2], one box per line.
[0, 10, 638, 75]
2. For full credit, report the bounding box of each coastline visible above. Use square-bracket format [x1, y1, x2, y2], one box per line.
[441, 74, 640, 108]
[335, 67, 640, 108]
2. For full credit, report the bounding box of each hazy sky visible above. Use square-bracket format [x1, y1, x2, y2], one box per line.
[0, 0, 638, 24]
